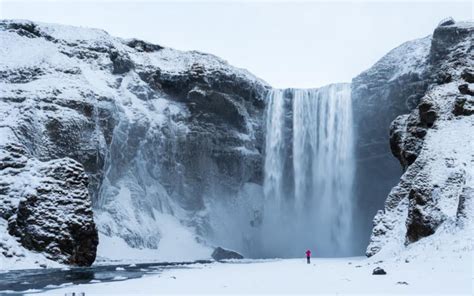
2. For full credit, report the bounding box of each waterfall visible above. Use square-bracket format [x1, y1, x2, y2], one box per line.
[262, 83, 355, 257]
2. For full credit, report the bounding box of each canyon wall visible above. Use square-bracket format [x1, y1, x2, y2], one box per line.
[0, 19, 471, 266]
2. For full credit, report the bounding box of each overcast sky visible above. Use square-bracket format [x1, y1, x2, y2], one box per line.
[1, 0, 472, 88]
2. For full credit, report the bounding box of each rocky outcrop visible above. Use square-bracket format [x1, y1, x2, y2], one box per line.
[366, 20, 473, 257]
[372, 267, 387, 275]
[0, 139, 98, 266]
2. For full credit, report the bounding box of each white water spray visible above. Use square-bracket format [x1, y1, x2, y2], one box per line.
[262, 83, 355, 257]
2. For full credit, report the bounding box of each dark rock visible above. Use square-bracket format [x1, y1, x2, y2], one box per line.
[389, 113, 425, 170]
[430, 22, 473, 64]
[1, 142, 98, 266]
[0, 20, 54, 41]
[461, 69, 474, 83]
[211, 247, 244, 261]
[0, 67, 46, 83]
[6, 21, 42, 38]
[372, 267, 387, 275]
[139, 70, 163, 91]
[0, 143, 28, 171]
[187, 87, 248, 131]
[404, 167, 466, 245]
[418, 101, 438, 127]
[458, 84, 474, 96]
[126, 39, 163, 52]
[453, 96, 474, 116]
[435, 71, 452, 84]
[110, 51, 134, 74]
[406, 185, 441, 243]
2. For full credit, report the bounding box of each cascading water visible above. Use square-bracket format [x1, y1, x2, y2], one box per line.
[262, 83, 355, 257]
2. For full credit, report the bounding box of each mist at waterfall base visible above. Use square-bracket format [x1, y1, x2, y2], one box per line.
[209, 84, 356, 259]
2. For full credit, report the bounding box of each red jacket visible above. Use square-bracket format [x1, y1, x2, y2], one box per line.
[306, 250, 311, 257]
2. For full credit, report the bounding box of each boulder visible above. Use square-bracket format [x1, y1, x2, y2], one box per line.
[211, 247, 244, 261]
[461, 69, 474, 83]
[372, 267, 387, 275]
[453, 96, 474, 116]
[458, 84, 474, 96]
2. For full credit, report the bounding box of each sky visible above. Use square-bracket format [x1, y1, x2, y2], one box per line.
[0, 0, 472, 88]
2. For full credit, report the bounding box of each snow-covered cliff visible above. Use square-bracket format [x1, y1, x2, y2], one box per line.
[0, 19, 269, 267]
[366, 20, 473, 257]
[351, 34, 433, 252]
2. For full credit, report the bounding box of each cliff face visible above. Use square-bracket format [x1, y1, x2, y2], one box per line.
[350, 36, 433, 251]
[0, 20, 268, 266]
[366, 21, 473, 257]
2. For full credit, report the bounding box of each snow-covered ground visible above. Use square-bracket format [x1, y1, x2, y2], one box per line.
[10, 220, 470, 295]
[23, 254, 472, 295]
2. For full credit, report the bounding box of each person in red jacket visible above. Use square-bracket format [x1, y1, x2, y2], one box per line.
[305, 249, 311, 264]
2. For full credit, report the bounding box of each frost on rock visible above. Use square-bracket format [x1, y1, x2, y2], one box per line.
[367, 20, 474, 257]
[0, 140, 98, 266]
